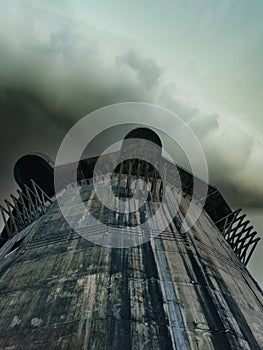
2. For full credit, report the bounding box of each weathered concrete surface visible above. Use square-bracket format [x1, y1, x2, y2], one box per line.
[0, 176, 262, 350]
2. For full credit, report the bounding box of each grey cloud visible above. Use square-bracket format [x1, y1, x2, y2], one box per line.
[117, 48, 163, 89]
[0, 2, 263, 208]
[158, 84, 199, 121]
[188, 113, 220, 138]
[0, 5, 152, 125]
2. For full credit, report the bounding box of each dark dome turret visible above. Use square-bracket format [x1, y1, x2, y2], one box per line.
[14, 153, 55, 197]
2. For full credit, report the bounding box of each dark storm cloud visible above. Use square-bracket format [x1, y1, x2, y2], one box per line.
[0, 2, 263, 207]
[0, 13, 151, 127]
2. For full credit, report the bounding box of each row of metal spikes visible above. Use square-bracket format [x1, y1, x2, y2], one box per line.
[115, 159, 166, 200]
[215, 209, 260, 266]
[0, 179, 53, 239]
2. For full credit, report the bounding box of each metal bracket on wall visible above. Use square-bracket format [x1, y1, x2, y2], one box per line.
[221, 209, 260, 266]
[0, 179, 53, 239]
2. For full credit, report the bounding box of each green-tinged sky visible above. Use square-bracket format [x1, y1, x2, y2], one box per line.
[31, 0, 263, 127]
[0, 0, 262, 286]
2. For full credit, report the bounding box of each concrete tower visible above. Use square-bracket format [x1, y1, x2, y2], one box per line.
[0, 128, 262, 349]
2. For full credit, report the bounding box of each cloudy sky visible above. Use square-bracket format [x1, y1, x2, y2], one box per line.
[0, 0, 262, 286]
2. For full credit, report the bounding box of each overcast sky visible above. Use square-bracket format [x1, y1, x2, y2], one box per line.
[0, 0, 262, 286]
